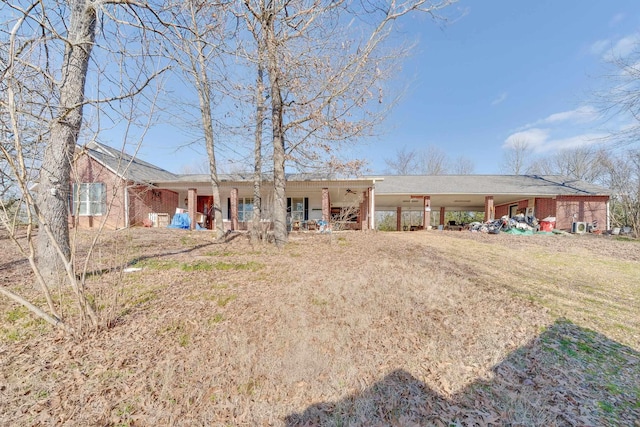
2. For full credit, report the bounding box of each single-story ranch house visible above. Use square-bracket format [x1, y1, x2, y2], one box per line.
[71, 142, 611, 232]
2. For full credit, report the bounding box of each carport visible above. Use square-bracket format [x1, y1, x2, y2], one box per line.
[371, 175, 611, 232]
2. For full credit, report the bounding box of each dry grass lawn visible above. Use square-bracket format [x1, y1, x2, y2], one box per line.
[0, 228, 639, 426]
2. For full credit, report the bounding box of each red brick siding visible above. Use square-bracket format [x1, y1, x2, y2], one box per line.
[556, 195, 609, 230]
[495, 205, 509, 218]
[129, 187, 179, 226]
[72, 155, 126, 229]
[494, 199, 529, 218]
[72, 153, 179, 229]
[535, 198, 556, 220]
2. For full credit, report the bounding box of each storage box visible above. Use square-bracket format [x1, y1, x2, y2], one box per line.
[157, 213, 170, 227]
[540, 220, 555, 232]
[149, 212, 170, 227]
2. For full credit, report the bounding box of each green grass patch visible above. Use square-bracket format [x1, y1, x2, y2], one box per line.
[237, 378, 259, 396]
[132, 259, 180, 270]
[597, 400, 615, 413]
[1, 306, 48, 342]
[614, 236, 639, 243]
[209, 313, 224, 324]
[181, 261, 214, 271]
[180, 235, 197, 246]
[204, 250, 235, 257]
[217, 294, 237, 307]
[5, 306, 29, 322]
[159, 320, 191, 347]
[212, 261, 264, 271]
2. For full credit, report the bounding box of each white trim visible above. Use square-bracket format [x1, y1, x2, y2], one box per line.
[369, 187, 375, 230]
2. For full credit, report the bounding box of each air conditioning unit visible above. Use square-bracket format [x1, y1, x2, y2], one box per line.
[572, 222, 587, 234]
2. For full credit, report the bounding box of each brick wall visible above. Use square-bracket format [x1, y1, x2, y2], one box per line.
[129, 187, 179, 226]
[72, 154, 179, 229]
[72, 155, 126, 229]
[535, 198, 556, 221]
[494, 199, 530, 218]
[495, 205, 508, 218]
[556, 195, 609, 231]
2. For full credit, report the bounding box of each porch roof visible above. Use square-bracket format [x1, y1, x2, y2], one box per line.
[371, 175, 611, 211]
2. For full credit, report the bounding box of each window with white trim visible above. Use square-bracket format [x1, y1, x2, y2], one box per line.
[72, 183, 106, 216]
[288, 197, 306, 221]
[238, 197, 253, 222]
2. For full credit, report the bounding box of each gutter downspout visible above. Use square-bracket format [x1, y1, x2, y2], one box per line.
[121, 182, 136, 230]
[124, 185, 129, 229]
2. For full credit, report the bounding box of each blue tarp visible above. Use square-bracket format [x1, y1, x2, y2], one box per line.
[167, 213, 190, 229]
[166, 213, 205, 230]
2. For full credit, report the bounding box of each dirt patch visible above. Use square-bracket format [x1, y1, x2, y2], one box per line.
[0, 228, 638, 426]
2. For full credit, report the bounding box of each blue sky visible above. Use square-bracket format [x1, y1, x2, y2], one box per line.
[133, 0, 640, 175]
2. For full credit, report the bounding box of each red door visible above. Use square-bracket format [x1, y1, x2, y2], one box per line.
[197, 196, 214, 229]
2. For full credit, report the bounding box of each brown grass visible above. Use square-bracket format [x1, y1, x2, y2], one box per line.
[0, 228, 639, 426]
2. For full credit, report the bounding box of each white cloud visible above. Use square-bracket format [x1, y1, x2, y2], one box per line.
[504, 129, 607, 153]
[491, 92, 508, 106]
[519, 106, 599, 130]
[590, 39, 610, 56]
[503, 128, 549, 150]
[609, 13, 625, 27]
[606, 34, 639, 60]
[589, 33, 640, 61]
[540, 106, 598, 125]
[545, 133, 608, 151]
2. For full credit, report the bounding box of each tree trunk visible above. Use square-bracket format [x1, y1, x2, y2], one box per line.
[194, 34, 224, 240]
[265, 12, 287, 248]
[250, 44, 265, 245]
[37, 0, 96, 284]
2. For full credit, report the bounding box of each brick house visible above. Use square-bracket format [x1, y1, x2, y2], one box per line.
[72, 143, 611, 232]
[71, 142, 377, 231]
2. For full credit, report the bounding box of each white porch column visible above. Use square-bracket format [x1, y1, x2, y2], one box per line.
[369, 186, 375, 230]
[423, 196, 431, 229]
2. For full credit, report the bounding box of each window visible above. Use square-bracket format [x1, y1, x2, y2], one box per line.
[72, 183, 106, 216]
[287, 197, 308, 221]
[289, 197, 304, 221]
[238, 197, 253, 222]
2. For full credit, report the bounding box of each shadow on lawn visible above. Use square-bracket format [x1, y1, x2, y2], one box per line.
[285, 320, 640, 426]
[80, 231, 246, 279]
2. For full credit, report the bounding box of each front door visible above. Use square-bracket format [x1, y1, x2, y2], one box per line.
[197, 196, 214, 229]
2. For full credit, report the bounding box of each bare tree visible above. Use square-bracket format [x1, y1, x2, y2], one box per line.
[599, 149, 640, 236]
[527, 147, 607, 184]
[451, 155, 475, 174]
[165, 0, 231, 239]
[2, 1, 166, 332]
[419, 145, 449, 175]
[2, 0, 166, 283]
[501, 138, 532, 175]
[384, 146, 420, 174]
[242, 0, 456, 247]
[384, 145, 470, 175]
[251, 37, 267, 244]
[598, 46, 640, 149]
[34, 0, 98, 284]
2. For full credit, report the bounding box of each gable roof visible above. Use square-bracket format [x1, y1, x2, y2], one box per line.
[80, 143, 610, 198]
[372, 175, 610, 196]
[169, 172, 340, 183]
[81, 142, 178, 184]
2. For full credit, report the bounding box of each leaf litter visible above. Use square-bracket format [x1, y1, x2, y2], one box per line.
[0, 228, 638, 426]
